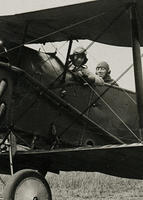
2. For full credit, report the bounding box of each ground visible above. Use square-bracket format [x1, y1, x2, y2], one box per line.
[46, 172, 143, 200]
[1, 172, 143, 199]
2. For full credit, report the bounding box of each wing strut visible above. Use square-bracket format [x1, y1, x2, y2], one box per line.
[130, 3, 143, 139]
[62, 40, 73, 83]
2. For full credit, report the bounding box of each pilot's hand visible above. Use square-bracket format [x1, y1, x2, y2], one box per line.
[77, 71, 83, 77]
[83, 82, 89, 86]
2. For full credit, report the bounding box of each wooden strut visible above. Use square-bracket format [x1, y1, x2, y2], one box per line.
[8, 131, 17, 176]
[62, 40, 73, 83]
[130, 3, 143, 140]
[8, 132, 14, 175]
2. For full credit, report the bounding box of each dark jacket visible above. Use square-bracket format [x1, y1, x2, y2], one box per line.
[104, 74, 118, 86]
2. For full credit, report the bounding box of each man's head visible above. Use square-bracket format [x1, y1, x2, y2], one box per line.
[96, 61, 110, 78]
[70, 47, 88, 67]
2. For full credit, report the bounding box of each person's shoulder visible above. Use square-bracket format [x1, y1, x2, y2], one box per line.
[107, 79, 119, 86]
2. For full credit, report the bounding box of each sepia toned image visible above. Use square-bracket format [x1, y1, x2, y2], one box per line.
[0, 0, 143, 199]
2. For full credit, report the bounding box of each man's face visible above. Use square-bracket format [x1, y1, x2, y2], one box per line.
[96, 67, 107, 78]
[73, 54, 85, 67]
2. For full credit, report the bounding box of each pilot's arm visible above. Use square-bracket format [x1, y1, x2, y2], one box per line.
[94, 74, 104, 85]
[82, 68, 104, 85]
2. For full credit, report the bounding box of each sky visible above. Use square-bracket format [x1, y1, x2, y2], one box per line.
[1, 0, 143, 91]
[0, 0, 92, 15]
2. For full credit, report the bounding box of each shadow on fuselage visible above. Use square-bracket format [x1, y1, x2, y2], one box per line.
[8, 46, 73, 88]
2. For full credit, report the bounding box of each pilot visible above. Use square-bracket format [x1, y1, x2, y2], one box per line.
[69, 47, 104, 85]
[96, 61, 118, 86]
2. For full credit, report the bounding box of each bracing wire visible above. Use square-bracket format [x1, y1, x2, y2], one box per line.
[57, 61, 142, 144]
[85, 5, 130, 51]
[0, 5, 125, 58]
[58, 97, 124, 144]
[39, 6, 128, 88]
[87, 50, 136, 104]
[58, 41, 68, 50]
[90, 52, 137, 105]
[50, 42, 67, 60]
[0, 175, 6, 186]
[1, 4, 140, 145]
[0, 11, 106, 56]
[80, 88, 94, 145]
[80, 76, 141, 142]
[41, 45, 59, 76]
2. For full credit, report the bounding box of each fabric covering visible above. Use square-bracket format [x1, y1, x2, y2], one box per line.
[0, 143, 143, 179]
[0, 0, 143, 46]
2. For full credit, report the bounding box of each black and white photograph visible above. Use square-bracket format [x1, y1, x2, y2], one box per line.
[0, 0, 143, 199]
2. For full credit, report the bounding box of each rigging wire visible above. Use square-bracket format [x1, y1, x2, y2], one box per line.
[41, 44, 73, 87]
[46, 53, 139, 145]
[79, 89, 94, 145]
[57, 62, 142, 144]
[84, 79, 141, 142]
[0, 5, 125, 58]
[13, 132, 31, 148]
[84, 5, 130, 51]
[83, 4, 142, 107]
[58, 41, 68, 50]
[80, 3, 137, 105]
[90, 50, 137, 105]
[50, 42, 66, 60]
[0, 5, 130, 90]
[81, 3, 137, 105]
[90, 52, 143, 106]
[1, 4, 140, 144]
[1, 12, 105, 55]
[57, 97, 124, 144]
[86, 50, 136, 104]
[121, 86, 136, 105]
[41, 44, 59, 76]
[0, 176, 6, 186]
[76, 63, 140, 142]
[86, 44, 137, 105]
[42, 6, 129, 88]
[51, 42, 64, 58]
[59, 75, 140, 143]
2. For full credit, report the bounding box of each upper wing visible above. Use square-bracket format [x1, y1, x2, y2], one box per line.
[1, 0, 143, 47]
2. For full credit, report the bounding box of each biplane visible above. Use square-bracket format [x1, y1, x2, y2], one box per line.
[0, 0, 143, 199]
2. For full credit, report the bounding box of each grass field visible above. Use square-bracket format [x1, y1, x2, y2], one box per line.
[1, 172, 143, 199]
[46, 172, 143, 200]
